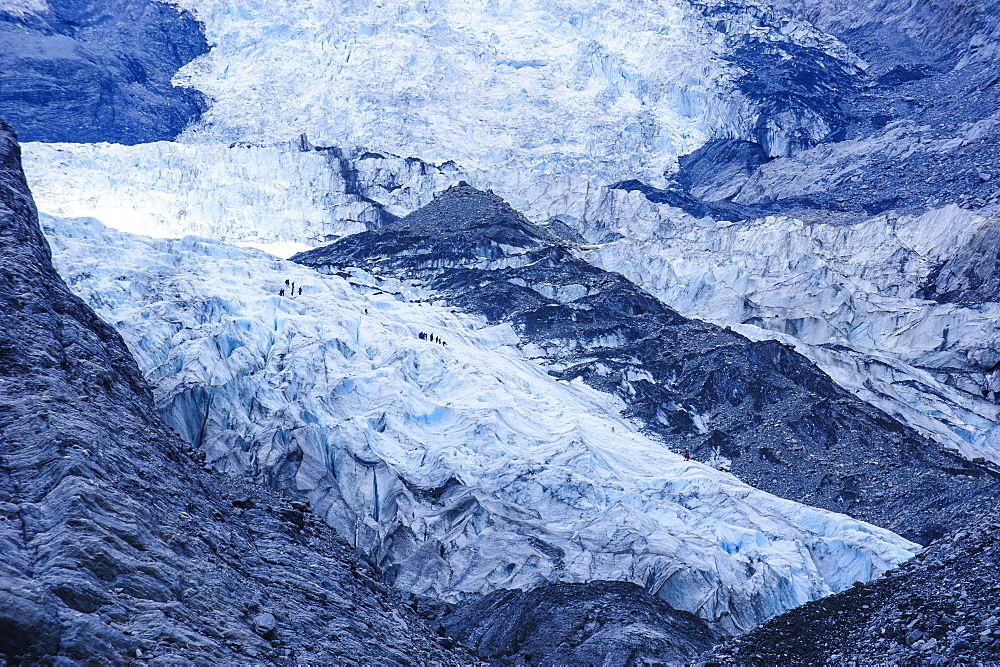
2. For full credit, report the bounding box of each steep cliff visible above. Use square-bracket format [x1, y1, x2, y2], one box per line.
[0, 0, 207, 143]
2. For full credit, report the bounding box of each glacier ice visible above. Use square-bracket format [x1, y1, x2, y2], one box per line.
[21, 136, 1000, 461]
[43, 212, 919, 635]
[168, 0, 718, 183]
[161, 0, 863, 183]
[21, 141, 373, 245]
[579, 193, 1000, 460]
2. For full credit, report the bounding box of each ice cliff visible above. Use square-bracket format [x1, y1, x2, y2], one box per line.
[43, 211, 920, 635]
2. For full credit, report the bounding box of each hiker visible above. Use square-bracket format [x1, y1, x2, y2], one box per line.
[285, 279, 290, 286]
[365, 308, 368, 314]
[683, 450, 691, 461]
[298, 287, 302, 295]
[279, 288, 285, 296]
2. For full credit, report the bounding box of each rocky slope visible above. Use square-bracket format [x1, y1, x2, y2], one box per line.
[441, 581, 721, 665]
[711, 508, 1000, 664]
[0, 121, 464, 662]
[0, 0, 207, 143]
[294, 184, 1000, 546]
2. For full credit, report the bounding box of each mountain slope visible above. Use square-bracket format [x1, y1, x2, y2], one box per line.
[0, 0, 208, 144]
[580, 2, 1000, 459]
[0, 121, 463, 662]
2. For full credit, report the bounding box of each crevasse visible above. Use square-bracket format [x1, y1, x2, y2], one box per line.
[44, 213, 918, 636]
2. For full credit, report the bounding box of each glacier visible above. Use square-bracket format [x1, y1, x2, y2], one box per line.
[14, 0, 999, 468]
[21, 136, 1000, 461]
[6, 0, 1000, 660]
[168, 0, 719, 183]
[42, 212, 920, 635]
[580, 196, 1000, 461]
[164, 0, 865, 183]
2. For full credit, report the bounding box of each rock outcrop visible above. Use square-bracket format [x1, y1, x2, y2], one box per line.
[0, 0, 207, 143]
[711, 509, 1000, 664]
[441, 580, 720, 665]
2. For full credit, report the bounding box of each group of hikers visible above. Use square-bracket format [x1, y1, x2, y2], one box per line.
[419, 332, 447, 346]
[278, 278, 303, 297]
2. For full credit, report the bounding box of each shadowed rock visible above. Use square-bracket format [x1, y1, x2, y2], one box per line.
[0, 0, 207, 144]
[442, 581, 721, 666]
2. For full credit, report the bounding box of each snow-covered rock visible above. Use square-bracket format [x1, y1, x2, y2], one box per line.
[43, 213, 919, 635]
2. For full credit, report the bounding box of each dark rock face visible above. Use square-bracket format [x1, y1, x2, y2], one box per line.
[294, 185, 1000, 547]
[0, 121, 463, 662]
[920, 217, 1000, 306]
[614, 3, 1000, 221]
[710, 509, 1000, 664]
[0, 0, 208, 144]
[442, 581, 720, 666]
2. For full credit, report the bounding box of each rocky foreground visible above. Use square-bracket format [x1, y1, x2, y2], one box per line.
[710, 508, 1000, 664]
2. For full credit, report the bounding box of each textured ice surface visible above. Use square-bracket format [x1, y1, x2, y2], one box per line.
[163, 0, 861, 183]
[0, 0, 48, 16]
[21, 141, 369, 246]
[581, 198, 1000, 460]
[169, 0, 719, 183]
[43, 213, 919, 635]
[22, 138, 1000, 459]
